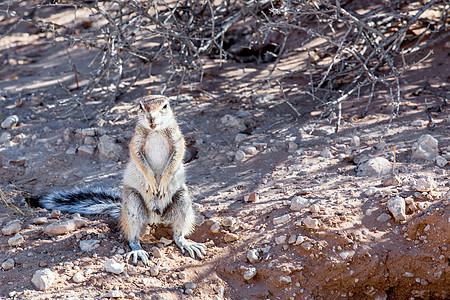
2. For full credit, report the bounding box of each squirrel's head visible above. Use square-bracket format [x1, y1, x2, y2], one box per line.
[137, 95, 173, 130]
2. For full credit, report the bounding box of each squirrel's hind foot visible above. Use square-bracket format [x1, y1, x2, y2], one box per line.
[175, 236, 207, 259]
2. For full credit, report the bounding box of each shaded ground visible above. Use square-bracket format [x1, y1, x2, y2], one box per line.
[0, 4, 449, 300]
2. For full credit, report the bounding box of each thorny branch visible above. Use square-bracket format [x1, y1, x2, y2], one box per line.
[0, 0, 448, 134]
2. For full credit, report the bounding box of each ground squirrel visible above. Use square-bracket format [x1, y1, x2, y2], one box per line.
[38, 95, 206, 265]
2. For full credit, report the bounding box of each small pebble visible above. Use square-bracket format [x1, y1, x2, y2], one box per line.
[221, 217, 236, 227]
[2, 258, 14, 270]
[273, 214, 290, 225]
[415, 176, 436, 192]
[210, 222, 220, 234]
[150, 266, 159, 277]
[104, 259, 124, 274]
[224, 233, 239, 243]
[243, 146, 258, 155]
[8, 234, 24, 246]
[31, 268, 55, 291]
[243, 192, 259, 203]
[243, 267, 257, 280]
[72, 272, 86, 283]
[80, 239, 100, 252]
[290, 196, 310, 211]
[2, 220, 22, 236]
[295, 235, 305, 245]
[152, 247, 163, 258]
[279, 275, 292, 285]
[1, 115, 19, 129]
[387, 196, 406, 221]
[275, 235, 287, 245]
[235, 150, 245, 161]
[178, 272, 187, 280]
[435, 155, 448, 168]
[247, 249, 259, 263]
[411, 120, 425, 127]
[33, 217, 48, 225]
[320, 148, 333, 158]
[302, 217, 321, 229]
[309, 204, 320, 213]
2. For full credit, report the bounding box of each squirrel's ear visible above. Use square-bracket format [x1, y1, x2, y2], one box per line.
[139, 100, 145, 112]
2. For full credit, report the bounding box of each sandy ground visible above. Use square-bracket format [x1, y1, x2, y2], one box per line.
[0, 3, 449, 300]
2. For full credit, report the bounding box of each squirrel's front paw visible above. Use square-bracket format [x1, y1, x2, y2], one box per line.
[145, 178, 157, 196]
[158, 178, 170, 199]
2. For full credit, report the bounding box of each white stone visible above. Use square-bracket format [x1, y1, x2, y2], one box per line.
[1, 115, 19, 129]
[309, 204, 320, 213]
[77, 145, 95, 155]
[243, 146, 258, 155]
[210, 222, 220, 233]
[2, 220, 22, 236]
[159, 237, 172, 246]
[31, 268, 55, 291]
[290, 196, 310, 211]
[150, 266, 159, 277]
[295, 235, 305, 245]
[221, 216, 236, 227]
[339, 251, 355, 260]
[279, 275, 292, 285]
[152, 247, 163, 258]
[387, 196, 406, 221]
[235, 150, 245, 161]
[44, 219, 86, 236]
[303, 217, 321, 229]
[8, 234, 24, 246]
[243, 267, 257, 280]
[224, 233, 239, 243]
[273, 214, 290, 225]
[104, 259, 124, 274]
[415, 176, 436, 192]
[364, 187, 379, 197]
[72, 272, 86, 283]
[411, 120, 425, 127]
[356, 157, 392, 177]
[0, 132, 12, 143]
[412, 134, 439, 161]
[81, 128, 97, 136]
[275, 235, 287, 244]
[33, 217, 48, 225]
[436, 155, 448, 168]
[320, 148, 333, 158]
[288, 142, 298, 151]
[80, 239, 100, 252]
[2, 258, 14, 270]
[288, 235, 297, 244]
[247, 249, 259, 263]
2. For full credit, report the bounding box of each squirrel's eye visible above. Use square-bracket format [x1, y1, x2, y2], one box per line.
[162, 104, 168, 110]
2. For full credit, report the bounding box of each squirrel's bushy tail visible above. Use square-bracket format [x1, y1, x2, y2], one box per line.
[39, 186, 122, 218]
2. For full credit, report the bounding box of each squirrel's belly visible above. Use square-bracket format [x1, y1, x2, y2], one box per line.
[145, 132, 171, 176]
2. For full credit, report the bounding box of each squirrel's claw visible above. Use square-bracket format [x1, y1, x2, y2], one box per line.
[125, 249, 150, 266]
[175, 236, 207, 260]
